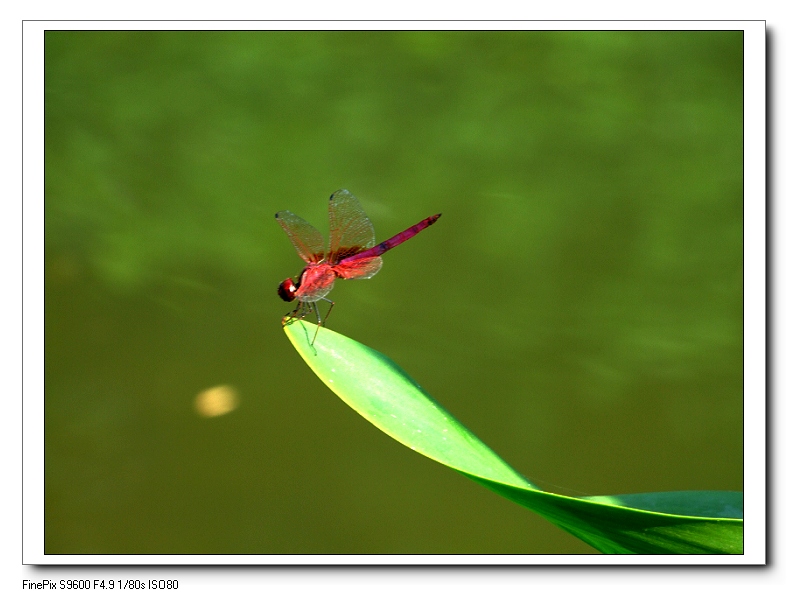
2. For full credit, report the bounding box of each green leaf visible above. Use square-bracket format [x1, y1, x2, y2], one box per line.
[283, 320, 743, 554]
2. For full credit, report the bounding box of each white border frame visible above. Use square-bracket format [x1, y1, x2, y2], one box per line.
[23, 20, 765, 566]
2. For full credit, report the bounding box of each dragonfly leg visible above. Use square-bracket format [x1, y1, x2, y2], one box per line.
[282, 303, 297, 325]
[310, 298, 334, 345]
[282, 300, 311, 325]
[281, 299, 333, 347]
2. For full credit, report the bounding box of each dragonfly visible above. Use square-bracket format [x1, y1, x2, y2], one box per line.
[276, 189, 441, 343]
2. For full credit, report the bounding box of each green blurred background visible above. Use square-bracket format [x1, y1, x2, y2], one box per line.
[44, 30, 743, 554]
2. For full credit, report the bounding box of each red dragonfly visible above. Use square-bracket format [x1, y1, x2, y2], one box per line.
[277, 189, 441, 343]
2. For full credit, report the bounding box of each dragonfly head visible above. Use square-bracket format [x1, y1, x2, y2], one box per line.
[278, 278, 298, 302]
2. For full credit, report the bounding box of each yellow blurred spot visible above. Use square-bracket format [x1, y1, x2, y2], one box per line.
[194, 385, 238, 417]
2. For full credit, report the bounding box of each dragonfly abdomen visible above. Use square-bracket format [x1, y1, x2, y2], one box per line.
[349, 213, 441, 262]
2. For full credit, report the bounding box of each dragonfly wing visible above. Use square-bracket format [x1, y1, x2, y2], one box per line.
[295, 282, 335, 303]
[327, 189, 376, 264]
[334, 257, 383, 280]
[275, 210, 325, 263]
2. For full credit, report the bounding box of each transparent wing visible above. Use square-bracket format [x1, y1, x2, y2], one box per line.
[275, 210, 325, 263]
[327, 189, 376, 264]
[333, 257, 383, 281]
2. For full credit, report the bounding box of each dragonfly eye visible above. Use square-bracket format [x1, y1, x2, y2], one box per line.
[278, 278, 298, 302]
